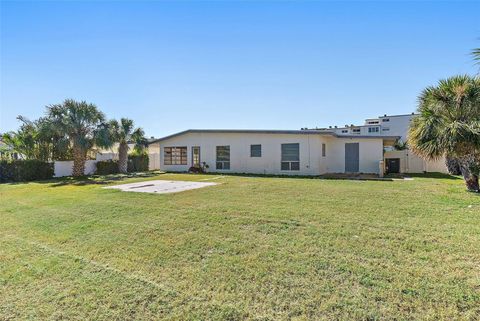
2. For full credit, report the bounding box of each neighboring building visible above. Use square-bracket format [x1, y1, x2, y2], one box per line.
[320, 113, 416, 142]
[319, 113, 448, 174]
[0, 137, 19, 160]
[148, 112, 449, 176]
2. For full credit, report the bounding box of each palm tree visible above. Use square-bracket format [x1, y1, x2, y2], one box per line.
[473, 47, 480, 65]
[408, 75, 480, 192]
[107, 118, 145, 173]
[47, 99, 108, 177]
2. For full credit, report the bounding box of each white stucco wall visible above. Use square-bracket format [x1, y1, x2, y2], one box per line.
[150, 132, 385, 175]
[324, 137, 384, 174]
[54, 160, 97, 177]
[384, 150, 448, 174]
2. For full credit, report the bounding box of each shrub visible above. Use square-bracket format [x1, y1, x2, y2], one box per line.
[0, 160, 54, 182]
[96, 160, 119, 175]
[128, 153, 149, 172]
[188, 166, 205, 174]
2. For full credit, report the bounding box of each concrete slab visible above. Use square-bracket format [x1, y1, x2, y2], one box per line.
[104, 180, 218, 194]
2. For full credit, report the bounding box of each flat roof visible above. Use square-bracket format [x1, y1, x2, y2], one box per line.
[378, 113, 418, 118]
[148, 129, 400, 144]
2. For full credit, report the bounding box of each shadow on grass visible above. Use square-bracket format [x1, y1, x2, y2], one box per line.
[406, 172, 462, 180]
[176, 171, 395, 182]
[11, 171, 164, 187]
[45, 171, 164, 187]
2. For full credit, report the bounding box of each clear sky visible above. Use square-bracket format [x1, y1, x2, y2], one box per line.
[1, 1, 479, 138]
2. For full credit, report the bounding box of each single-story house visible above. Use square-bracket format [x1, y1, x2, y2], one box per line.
[147, 129, 400, 175]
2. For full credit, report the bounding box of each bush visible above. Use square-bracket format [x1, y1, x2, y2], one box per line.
[0, 160, 54, 182]
[188, 166, 205, 174]
[96, 160, 119, 175]
[128, 154, 149, 172]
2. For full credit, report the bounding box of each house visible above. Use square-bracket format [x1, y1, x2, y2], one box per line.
[0, 137, 20, 160]
[148, 113, 449, 176]
[147, 129, 397, 175]
[322, 113, 415, 142]
[317, 113, 449, 174]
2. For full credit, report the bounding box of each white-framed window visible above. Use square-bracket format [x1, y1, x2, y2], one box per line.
[164, 147, 187, 165]
[352, 128, 361, 133]
[382, 118, 390, 122]
[250, 144, 261, 157]
[216, 146, 230, 170]
[341, 129, 348, 133]
[368, 127, 380, 133]
[322, 143, 326, 157]
[382, 128, 390, 131]
[281, 143, 300, 171]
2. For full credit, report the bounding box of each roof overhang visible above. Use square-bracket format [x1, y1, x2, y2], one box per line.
[148, 129, 337, 144]
[147, 129, 401, 145]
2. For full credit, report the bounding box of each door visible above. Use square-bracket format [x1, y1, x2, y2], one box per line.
[345, 143, 359, 172]
[192, 146, 200, 167]
[386, 158, 400, 174]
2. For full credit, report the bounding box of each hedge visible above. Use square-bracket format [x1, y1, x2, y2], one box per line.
[128, 154, 149, 172]
[96, 155, 149, 175]
[95, 160, 119, 175]
[0, 160, 54, 182]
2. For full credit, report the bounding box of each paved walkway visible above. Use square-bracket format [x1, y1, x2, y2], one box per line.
[104, 180, 218, 194]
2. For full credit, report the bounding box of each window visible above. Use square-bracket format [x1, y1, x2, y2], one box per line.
[164, 147, 187, 165]
[382, 118, 390, 122]
[367, 121, 379, 124]
[216, 146, 230, 170]
[352, 128, 361, 133]
[250, 144, 262, 157]
[322, 143, 326, 157]
[341, 130, 348, 133]
[382, 128, 390, 131]
[368, 127, 380, 133]
[281, 143, 300, 171]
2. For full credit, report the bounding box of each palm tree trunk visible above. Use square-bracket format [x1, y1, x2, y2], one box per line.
[458, 155, 479, 192]
[445, 155, 461, 175]
[72, 144, 87, 177]
[118, 142, 129, 174]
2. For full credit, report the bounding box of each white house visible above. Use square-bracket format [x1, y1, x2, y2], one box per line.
[319, 113, 448, 174]
[320, 113, 416, 142]
[148, 129, 398, 175]
[147, 113, 449, 176]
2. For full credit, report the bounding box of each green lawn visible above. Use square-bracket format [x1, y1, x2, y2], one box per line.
[1, 173, 479, 320]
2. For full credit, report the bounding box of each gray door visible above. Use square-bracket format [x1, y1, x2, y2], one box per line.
[345, 143, 359, 172]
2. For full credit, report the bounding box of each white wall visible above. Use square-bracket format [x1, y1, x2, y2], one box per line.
[149, 153, 160, 170]
[150, 132, 385, 175]
[54, 160, 97, 177]
[324, 137, 384, 174]
[384, 150, 448, 174]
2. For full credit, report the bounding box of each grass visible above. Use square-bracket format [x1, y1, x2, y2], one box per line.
[1, 173, 479, 320]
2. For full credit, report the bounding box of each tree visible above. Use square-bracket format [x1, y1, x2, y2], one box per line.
[445, 155, 461, 175]
[107, 118, 146, 173]
[2, 116, 57, 161]
[473, 47, 480, 65]
[47, 99, 109, 177]
[408, 75, 480, 192]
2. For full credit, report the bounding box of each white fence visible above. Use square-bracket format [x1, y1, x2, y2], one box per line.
[54, 160, 98, 177]
[54, 152, 115, 177]
[54, 152, 160, 177]
[149, 153, 160, 170]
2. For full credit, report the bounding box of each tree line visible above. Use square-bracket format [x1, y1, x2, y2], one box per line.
[408, 47, 480, 192]
[2, 99, 146, 177]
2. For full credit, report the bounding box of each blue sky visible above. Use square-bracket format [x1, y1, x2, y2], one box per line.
[1, 1, 479, 138]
